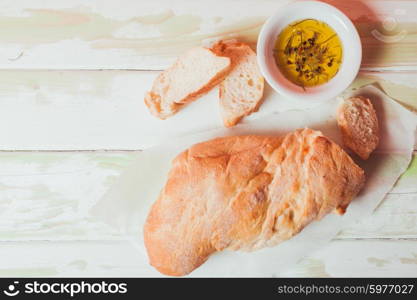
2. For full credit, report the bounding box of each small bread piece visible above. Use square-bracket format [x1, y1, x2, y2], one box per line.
[212, 41, 264, 127]
[144, 129, 365, 276]
[337, 96, 379, 160]
[144, 47, 231, 119]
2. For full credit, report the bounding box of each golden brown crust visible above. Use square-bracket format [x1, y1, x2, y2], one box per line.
[337, 96, 379, 160]
[144, 129, 365, 276]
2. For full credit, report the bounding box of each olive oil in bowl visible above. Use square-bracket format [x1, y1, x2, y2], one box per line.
[273, 19, 343, 89]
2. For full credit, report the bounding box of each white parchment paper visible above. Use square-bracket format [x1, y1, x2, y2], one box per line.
[91, 85, 417, 277]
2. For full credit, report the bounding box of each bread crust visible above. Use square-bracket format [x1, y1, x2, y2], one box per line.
[337, 96, 379, 160]
[144, 129, 365, 276]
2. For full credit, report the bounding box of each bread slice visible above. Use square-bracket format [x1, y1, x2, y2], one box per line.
[144, 47, 231, 119]
[337, 96, 379, 160]
[212, 41, 264, 127]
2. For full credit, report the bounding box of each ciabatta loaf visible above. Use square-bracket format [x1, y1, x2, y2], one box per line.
[212, 41, 264, 127]
[337, 96, 379, 160]
[144, 128, 365, 276]
[145, 47, 232, 119]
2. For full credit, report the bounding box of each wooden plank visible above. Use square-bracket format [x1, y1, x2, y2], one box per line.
[0, 239, 416, 277]
[0, 151, 134, 241]
[0, 241, 144, 277]
[0, 70, 415, 150]
[281, 239, 417, 277]
[0, 151, 415, 242]
[0, 70, 157, 150]
[338, 193, 417, 239]
[0, 0, 414, 70]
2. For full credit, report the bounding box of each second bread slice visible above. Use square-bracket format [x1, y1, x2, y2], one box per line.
[213, 41, 264, 127]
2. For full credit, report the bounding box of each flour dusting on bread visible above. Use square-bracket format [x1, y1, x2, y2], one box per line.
[144, 129, 365, 276]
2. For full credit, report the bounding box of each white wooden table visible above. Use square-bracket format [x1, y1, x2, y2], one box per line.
[0, 0, 416, 277]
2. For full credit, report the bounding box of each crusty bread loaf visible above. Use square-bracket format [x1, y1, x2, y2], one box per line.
[144, 128, 365, 276]
[337, 96, 379, 160]
[144, 47, 232, 119]
[212, 41, 264, 127]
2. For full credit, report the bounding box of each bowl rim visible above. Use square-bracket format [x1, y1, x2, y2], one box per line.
[257, 0, 362, 102]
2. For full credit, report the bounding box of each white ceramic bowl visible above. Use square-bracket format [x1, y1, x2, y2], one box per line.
[257, 1, 362, 101]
